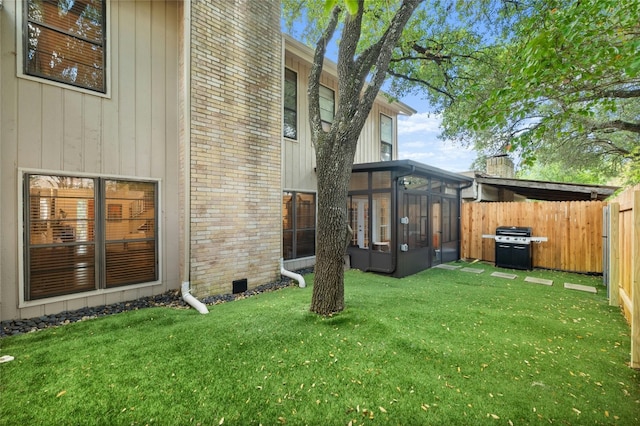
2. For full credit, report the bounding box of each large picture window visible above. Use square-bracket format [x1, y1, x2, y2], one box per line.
[284, 68, 298, 139]
[282, 192, 316, 260]
[23, 0, 106, 93]
[24, 173, 157, 300]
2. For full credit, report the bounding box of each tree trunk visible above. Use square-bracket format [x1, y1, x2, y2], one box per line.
[310, 132, 358, 315]
[307, 0, 421, 316]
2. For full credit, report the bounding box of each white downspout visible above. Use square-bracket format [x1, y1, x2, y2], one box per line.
[280, 258, 306, 288]
[279, 37, 305, 290]
[181, 0, 207, 314]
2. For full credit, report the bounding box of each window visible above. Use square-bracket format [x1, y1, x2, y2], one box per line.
[23, 0, 106, 93]
[24, 173, 158, 300]
[284, 68, 297, 139]
[283, 192, 316, 260]
[319, 85, 335, 127]
[380, 114, 393, 161]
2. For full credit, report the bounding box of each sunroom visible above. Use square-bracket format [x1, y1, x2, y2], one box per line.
[347, 160, 473, 278]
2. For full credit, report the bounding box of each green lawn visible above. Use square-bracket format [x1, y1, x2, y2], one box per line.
[1, 261, 638, 425]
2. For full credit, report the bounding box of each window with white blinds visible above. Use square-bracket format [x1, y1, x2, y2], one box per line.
[24, 0, 106, 93]
[24, 173, 157, 300]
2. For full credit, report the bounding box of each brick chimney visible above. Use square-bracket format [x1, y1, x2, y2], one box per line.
[486, 155, 515, 178]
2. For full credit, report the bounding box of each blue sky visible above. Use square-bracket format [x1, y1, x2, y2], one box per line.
[395, 99, 477, 173]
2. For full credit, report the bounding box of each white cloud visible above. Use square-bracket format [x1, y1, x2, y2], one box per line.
[397, 112, 443, 135]
[397, 114, 476, 173]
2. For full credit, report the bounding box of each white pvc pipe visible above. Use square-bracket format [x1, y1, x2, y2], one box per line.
[280, 258, 306, 288]
[181, 281, 209, 314]
[180, 1, 207, 315]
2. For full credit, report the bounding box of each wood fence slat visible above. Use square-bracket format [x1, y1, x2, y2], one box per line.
[631, 191, 640, 368]
[609, 202, 620, 307]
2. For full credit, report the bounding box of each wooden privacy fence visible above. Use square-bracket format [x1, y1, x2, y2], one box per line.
[461, 201, 605, 273]
[607, 184, 640, 368]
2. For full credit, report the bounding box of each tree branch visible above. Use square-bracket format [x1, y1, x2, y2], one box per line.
[358, 0, 423, 122]
[308, 5, 341, 140]
[386, 69, 454, 102]
[591, 120, 640, 135]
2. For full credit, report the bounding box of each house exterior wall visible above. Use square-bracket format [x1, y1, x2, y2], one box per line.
[187, 0, 282, 297]
[1, 0, 413, 321]
[0, 0, 181, 321]
[282, 39, 409, 193]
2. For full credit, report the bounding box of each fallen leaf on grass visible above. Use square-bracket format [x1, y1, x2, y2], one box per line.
[56, 390, 67, 398]
[379, 406, 387, 413]
[488, 413, 500, 419]
[219, 417, 224, 425]
[572, 408, 581, 415]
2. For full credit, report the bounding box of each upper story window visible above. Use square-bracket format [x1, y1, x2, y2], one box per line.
[23, 0, 106, 93]
[319, 85, 335, 128]
[380, 114, 393, 161]
[284, 68, 298, 139]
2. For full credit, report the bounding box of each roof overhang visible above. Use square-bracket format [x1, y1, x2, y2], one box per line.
[352, 159, 473, 186]
[474, 176, 619, 201]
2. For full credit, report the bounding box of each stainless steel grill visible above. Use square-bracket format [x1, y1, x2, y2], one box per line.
[495, 226, 533, 270]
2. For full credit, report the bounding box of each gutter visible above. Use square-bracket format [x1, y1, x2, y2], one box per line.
[181, 0, 208, 314]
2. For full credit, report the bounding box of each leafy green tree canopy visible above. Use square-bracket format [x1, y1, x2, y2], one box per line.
[442, 0, 640, 183]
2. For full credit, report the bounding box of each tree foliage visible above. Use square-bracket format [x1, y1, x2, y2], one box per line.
[442, 0, 640, 184]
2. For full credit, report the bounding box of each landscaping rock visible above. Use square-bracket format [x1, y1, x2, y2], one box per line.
[0, 268, 312, 338]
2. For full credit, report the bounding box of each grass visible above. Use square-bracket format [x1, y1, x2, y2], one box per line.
[1, 261, 638, 425]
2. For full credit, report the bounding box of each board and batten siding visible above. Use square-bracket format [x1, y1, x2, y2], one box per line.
[282, 48, 403, 192]
[0, 0, 181, 321]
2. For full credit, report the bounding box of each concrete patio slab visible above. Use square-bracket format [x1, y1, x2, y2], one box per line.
[524, 276, 553, 286]
[434, 264, 462, 270]
[460, 267, 484, 274]
[564, 283, 597, 293]
[491, 272, 518, 280]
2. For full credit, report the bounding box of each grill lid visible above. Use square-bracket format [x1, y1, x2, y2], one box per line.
[495, 226, 532, 237]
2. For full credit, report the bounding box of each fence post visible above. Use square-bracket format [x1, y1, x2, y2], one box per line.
[609, 203, 620, 307]
[631, 191, 640, 369]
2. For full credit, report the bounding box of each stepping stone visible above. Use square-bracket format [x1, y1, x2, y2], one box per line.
[524, 276, 553, 286]
[434, 264, 461, 270]
[460, 267, 484, 274]
[491, 272, 517, 280]
[564, 283, 597, 294]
